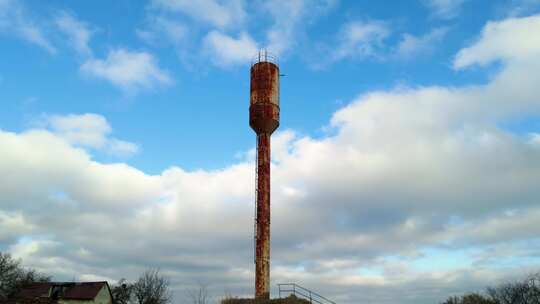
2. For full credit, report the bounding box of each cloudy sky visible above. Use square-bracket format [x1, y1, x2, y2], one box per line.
[2, 0, 540, 303]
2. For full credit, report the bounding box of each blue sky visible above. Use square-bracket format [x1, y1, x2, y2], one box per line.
[2, 1, 540, 304]
[2, 0, 534, 173]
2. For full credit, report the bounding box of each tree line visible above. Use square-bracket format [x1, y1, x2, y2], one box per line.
[0, 252, 180, 304]
[441, 272, 540, 304]
[0, 252, 51, 301]
[5, 250, 540, 304]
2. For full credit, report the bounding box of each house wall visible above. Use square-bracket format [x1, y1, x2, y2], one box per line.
[58, 286, 112, 304]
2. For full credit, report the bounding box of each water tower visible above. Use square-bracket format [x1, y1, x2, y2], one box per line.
[249, 50, 280, 300]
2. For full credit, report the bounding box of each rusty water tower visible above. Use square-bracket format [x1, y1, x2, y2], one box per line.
[250, 50, 280, 300]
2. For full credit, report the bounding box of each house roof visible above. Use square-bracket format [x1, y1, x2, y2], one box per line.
[14, 283, 54, 299]
[4, 297, 57, 304]
[10, 281, 110, 302]
[61, 282, 107, 300]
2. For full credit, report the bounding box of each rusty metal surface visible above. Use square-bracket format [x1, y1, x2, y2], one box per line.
[249, 103, 279, 135]
[255, 133, 271, 299]
[250, 62, 280, 134]
[249, 58, 280, 300]
[250, 62, 279, 107]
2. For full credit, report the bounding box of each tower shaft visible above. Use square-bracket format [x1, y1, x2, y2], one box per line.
[255, 133, 271, 299]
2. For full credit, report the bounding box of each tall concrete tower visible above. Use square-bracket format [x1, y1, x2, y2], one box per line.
[249, 51, 280, 300]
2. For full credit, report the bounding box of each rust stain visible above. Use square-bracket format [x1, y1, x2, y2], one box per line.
[255, 133, 271, 300]
[249, 60, 280, 300]
[249, 61, 280, 135]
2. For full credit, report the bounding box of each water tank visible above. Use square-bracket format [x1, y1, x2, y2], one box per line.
[249, 58, 280, 135]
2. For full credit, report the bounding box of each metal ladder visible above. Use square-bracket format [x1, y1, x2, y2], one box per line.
[253, 137, 258, 264]
[278, 283, 336, 304]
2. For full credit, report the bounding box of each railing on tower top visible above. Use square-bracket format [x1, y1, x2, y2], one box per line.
[277, 283, 336, 304]
[251, 49, 278, 65]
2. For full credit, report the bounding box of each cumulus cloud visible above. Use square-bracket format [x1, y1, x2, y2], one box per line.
[321, 21, 448, 66]
[150, 0, 246, 29]
[42, 113, 139, 157]
[396, 27, 449, 58]
[0, 0, 56, 53]
[45, 113, 110, 148]
[423, 0, 466, 19]
[0, 211, 33, 245]
[55, 11, 93, 57]
[454, 14, 540, 69]
[203, 31, 258, 66]
[144, 0, 334, 66]
[2, 13, 540, 304]
[80, 48, 172, 92]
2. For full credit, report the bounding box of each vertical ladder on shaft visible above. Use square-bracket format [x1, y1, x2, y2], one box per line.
[253, 136, 258, 264]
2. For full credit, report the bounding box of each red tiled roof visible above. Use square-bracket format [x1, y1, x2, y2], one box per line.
[11, 282, 109, 302]
[3, 297, 57, 304]
[61, 282, 106, 300]
[13, 283, 53, 299]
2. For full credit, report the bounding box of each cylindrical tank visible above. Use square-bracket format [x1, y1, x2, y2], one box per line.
[249, 61, 280, 135]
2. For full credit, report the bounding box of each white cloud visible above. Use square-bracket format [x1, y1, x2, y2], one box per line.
[80, 48, 172, 92]
[145, 0, 334, 65]
[0, 211, 33, 242]
[454, 14, 540, 69]
[137, 16, 187, 46]
[3, 13, 540, 304]
[263, 0, 337, 56]
[151, 0, 246, 29]
[107, 139, 140, 157]
[529, 133, 540, 145]
[396, 27, 449, 58]
[42, 113, 139, 157]
[45, 113, 110, 149]
[321, 22, 447, 66]
[423, 0, 466, 19]
[0, 0, 56, 53]
[332, 20, 390, 61]
[78, 273, 116, 283]
[203, 31, 258, 67]
[506, 0, 540, 17]
[55, 11, 93, 57]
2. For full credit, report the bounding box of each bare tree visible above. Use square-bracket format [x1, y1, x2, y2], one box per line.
[111, 278, 134, 304]
[461, 293, 497, 304]
[132, 269, 171, 304]
[0, 252, 50, 301]
[441, 272, 540, 304]
[441, 296, 461, 304]
[187, 283, 209, 304]
[441, 293, 497, 304]
[486, 272, 540, 304]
